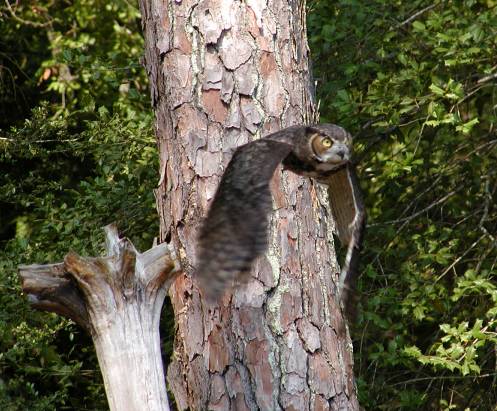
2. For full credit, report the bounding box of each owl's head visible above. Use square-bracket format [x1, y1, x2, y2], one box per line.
[271, 123, 353, 178]
[307, 124, 352, 166]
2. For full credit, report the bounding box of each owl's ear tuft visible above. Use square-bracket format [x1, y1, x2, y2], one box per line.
[305, 126, 323, 137]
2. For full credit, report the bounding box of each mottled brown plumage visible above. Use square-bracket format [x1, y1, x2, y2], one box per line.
[196, 124, 365, 316]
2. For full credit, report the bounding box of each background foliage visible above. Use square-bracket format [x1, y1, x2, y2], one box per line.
[1, 0, 496, 410]
[309, 0, 497, 409]
[0, 1, 160, 409]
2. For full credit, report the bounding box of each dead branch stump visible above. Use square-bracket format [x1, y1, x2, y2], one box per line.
[18, 225, 180, 411]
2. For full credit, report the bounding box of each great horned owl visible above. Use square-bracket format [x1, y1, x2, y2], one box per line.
[196, 124, 365, 315]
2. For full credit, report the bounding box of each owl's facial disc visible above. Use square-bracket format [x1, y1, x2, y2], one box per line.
[310, 133, 350, 165]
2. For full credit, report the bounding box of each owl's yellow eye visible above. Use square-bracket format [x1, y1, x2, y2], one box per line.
[311, 134, 334, 156]
[321, 137, 332, 148]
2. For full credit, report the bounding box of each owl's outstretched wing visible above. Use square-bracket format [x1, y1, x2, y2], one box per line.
[196, 139, 294, 302]
[323, 163, 366, 319]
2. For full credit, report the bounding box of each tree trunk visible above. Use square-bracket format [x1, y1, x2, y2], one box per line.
[140, 0, 360, 409]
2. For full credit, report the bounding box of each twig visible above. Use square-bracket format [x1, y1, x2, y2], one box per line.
[369, 190, 458, 227]
[0, 136, 81, 143]
[434, 234, 486, 283]
[395, 175, 444, 222]
[477, 72, 497, 85]
[3, 0, 53, 28]
[392, 372, 497, 386]
[479, 177, 496, 243]
[397, 4, 437, 28]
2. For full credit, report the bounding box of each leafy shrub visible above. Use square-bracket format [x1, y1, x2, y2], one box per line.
[309, 1, 497, 409]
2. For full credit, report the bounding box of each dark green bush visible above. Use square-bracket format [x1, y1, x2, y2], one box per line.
[309, 1, 497, 409]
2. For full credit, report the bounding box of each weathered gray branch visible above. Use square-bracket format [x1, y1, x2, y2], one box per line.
[18, 224, 180, 411]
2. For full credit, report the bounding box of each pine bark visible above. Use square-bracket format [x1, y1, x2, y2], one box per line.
[139, 0, 360, 409]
